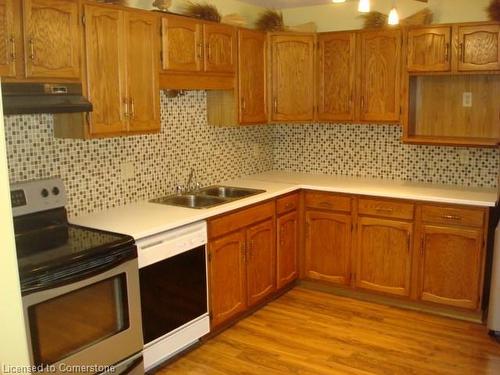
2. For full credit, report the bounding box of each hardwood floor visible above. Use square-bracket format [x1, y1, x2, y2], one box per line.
[156, 286, 500, 374]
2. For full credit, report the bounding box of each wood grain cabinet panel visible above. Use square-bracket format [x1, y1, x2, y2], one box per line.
[359, 29, 401, 122]
[305, 210, 351, 285]
[270, 34, 315, 122]
[23, 0, 80, 79]
[84, 5, 127, 135]
[418, 225, 483, 310]
[238, 28, 267, 124]
[246, 219, 276, 307]
[277, 209, 299, 289]
[203, 23, 236, 73]
[318, 32, 355, 121]
[407, 27, 451, 72]
[356, 217, 412, 297]
[457, 25, 500, 71]
[126, 12, 160, 133]
[161, 17, 202, 72]
[0, 0, 16, 77]
[209, 230, 247, 328]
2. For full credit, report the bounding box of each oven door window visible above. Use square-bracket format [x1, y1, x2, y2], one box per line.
[28, 274, 130, 366]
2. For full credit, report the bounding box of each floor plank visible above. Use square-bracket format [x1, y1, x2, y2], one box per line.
[155, 287, 500, 375]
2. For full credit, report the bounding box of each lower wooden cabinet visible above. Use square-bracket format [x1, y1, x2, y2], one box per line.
[246, 219, 276, 307]
[305, 209, 352, 285]
[418, 224, 483, 310]
[277, 210, 299, 289]
[209, 230, 247, 328]
[355, 217, 413, 297]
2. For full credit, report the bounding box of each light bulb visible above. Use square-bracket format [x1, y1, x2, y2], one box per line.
[388, 7, 400, 25]
[358, 0, 370, 13]
[332, 0, 346, 3]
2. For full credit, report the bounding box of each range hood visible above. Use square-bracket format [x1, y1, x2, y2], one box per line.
[2, 83, 93, 115]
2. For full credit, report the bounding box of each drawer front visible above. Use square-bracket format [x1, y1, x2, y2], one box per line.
[276, 193, 299, 215]
[421, 205, 484, 228]
[305, 191, 351, 212]
[209, 201, 275, 239]
[358, 198, 414, 220]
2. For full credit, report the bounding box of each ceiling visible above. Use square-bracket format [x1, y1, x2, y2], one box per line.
[239, 0, 335, 9]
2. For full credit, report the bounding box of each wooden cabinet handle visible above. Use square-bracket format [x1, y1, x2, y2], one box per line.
[445, 43, 450, 61]
[376, 207, 394, 214]
[197, 42, 202, 59]
[9, 35, 16, 62]
[123, 97, 129, 118]
[241, 97, 246, 111]
[241, 242, 246, 263]
[319, 201, 332, 208]
[130, 98, 135, 119]
[273, 98, 278, 113]
[459, 42, 464, 62]
[442, 214, 461, 221]
[28, 38, 35, 61]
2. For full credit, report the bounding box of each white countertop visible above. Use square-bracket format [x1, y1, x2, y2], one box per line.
[70, 171, 498, 240]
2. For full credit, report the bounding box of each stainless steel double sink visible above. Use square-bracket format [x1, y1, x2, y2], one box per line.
[150, 186, 266, 209]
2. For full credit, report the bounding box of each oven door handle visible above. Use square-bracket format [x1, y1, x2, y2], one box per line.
[21, 247, 137, 295]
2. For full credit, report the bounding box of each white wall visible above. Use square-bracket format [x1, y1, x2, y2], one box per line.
[0, 82, 30, 371]
[282, 0, 492, 32]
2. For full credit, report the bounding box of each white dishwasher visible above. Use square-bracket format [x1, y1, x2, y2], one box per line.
[488, 220, 500, 336]
[136, 221, 210, 371]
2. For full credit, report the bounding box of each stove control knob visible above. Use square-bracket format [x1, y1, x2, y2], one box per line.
[52, 187, 60, 196]
[41, 188, 49, 198]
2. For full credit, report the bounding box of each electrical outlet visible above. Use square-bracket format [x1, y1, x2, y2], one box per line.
[120, 162, 135, 180]
[459, 149, 469, 165]
[462, 92, 472, 107]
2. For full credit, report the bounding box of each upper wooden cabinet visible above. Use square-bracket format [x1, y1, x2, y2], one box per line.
[0, 0, 16, 77]
[23, 0, 80, 79]
[269, 33, 315, 122]
[317, 32, 356, 122]
[407, 27, 451, 72]
[238, 28, 267, 124]
[203, 23, 236, 73]
[161, 16, 202, 72]
[359, 29, 402, 122]
[457, 24, 500, 71]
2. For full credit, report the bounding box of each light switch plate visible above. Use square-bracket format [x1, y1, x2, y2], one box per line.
[120, 162, 135, 180]
[463, 92, 472, 107]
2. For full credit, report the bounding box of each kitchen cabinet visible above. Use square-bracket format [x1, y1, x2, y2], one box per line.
[457, 24, 500, 71]
[160, 14, 235, 90]
[22, 0, 80, 79]
[208, 201, 275, 328]
[206, 28, 267, 126]
[209, 230, 247, 328]
[356, 217, 413, 297]
[359, 29, 402, 122]
[68, 4, 159, 138]
[161, 16, 202, 72]
[269, 33, 315, 122]
[304, 192, 352, 285]
[317, 32, 356, 122]
[407, 26, 451, 72]
[0, 0, 16, 77]
[276, 193, 300, 289]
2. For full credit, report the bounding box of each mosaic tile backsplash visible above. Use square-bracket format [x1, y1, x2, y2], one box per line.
[4, 91, 499, 217]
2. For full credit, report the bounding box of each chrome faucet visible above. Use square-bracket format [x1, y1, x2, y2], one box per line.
[186, 168, 201, 192]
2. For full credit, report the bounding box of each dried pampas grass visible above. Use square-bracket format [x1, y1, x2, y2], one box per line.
[256, 9, 284, 32]
[184, 2, 221, 22]
[487, 0, 500, 21]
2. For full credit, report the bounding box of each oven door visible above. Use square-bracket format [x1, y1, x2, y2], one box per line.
[22, 257, 143, 374]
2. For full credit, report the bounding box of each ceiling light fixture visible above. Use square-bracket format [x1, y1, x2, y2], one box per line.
[388, 1, 400, 25]
[332, 0, 346, 3]
[358, 0, 370, 13]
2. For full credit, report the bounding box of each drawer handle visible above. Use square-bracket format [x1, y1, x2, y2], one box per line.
[376, 208, 394, 214]
[319, 201, 332, 208]
[29, 38, 35, 61]
[442, 214, 461, 221]
[285, 202, 294, 210]
[9, 35, 16, 61]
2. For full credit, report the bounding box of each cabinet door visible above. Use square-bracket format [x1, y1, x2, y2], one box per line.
[407, 27, 451, 72]
[161, 17, 202, 72]
[126, 12, 160, 133]
[277, 210, 299, 289]
[0, 0, 16, 77]
[270, 34, 315, 122]
[318, 32, 355, 121]
[23, 0, 80, 79]
[84, 5, 127, 135]
[238, 28, 267, 124]
[209, 230, 247, 327]
[356, 217, 412, 297]
[359, 29, 401, 122]
[203, 23, 236, 73]
[246, 219, 275, 307]
[419, 225, 483, 310]
[458, 25, 500, 71]
[305, 210, 351, 285]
